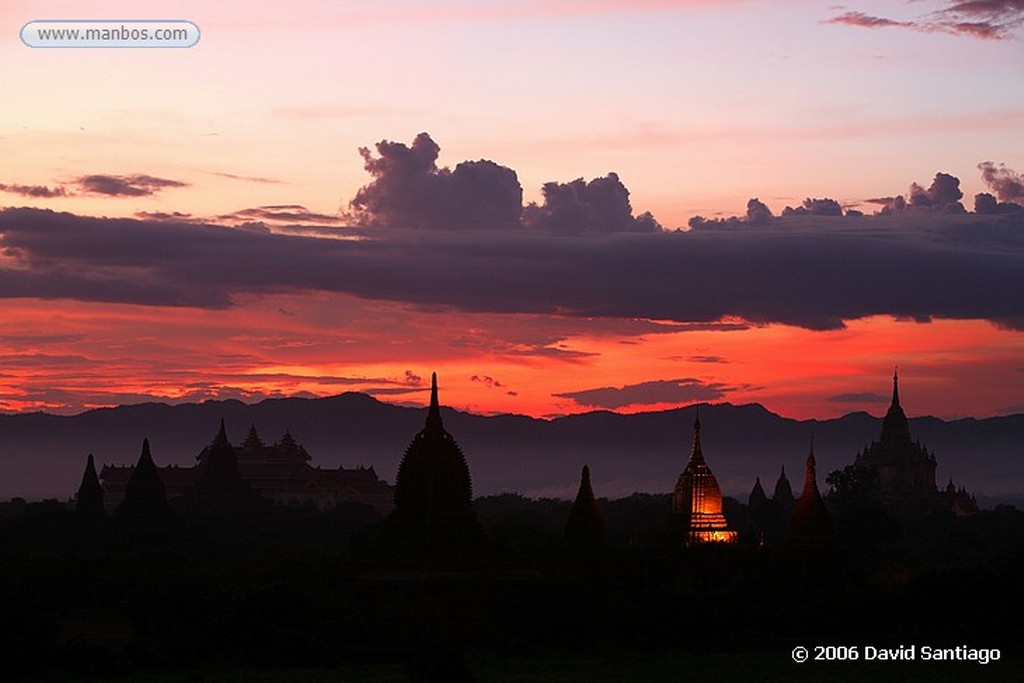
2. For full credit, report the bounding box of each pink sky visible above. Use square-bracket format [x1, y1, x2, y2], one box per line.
[1, 1, 1023, 420]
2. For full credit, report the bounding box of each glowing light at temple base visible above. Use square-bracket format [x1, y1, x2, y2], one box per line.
[687, 529, 738, 545]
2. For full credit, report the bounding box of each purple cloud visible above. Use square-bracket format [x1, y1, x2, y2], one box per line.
[349, 132, 522, 230]
[74, 174, 188, 197]
[554, 378, 727, 409]
[0, 182, 67, 198]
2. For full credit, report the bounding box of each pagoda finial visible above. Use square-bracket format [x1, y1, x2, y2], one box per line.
[689, 407, 704, 462]
[892, 366, 900, 407]
[804, 445, 818, 493]
[425, 372, 443, 431]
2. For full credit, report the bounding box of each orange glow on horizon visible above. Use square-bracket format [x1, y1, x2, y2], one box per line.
[1, 293, 1022, 420]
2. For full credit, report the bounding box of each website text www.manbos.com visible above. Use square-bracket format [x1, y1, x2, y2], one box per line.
[21, 21, 200, 48]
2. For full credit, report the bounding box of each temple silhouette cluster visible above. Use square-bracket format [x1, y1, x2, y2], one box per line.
[3, 370, 1013, 680]
[97, 422, 393, 515]
[73, 370, 977, 553]
[852, 370, 977, 517]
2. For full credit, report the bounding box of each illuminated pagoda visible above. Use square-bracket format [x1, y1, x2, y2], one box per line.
[672, 411, 737, 545]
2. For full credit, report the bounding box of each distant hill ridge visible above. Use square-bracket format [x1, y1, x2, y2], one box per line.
[1, 392, 1022, 506]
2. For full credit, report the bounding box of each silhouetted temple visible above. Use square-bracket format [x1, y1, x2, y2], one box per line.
[564, 465, 606, 552]
[187, 420, 261, 516]
[789, 439, 833, 549]
[748, 476, 767, 509]
[672, 411, 737, 545]
[115, 439, 174, 520]
[75, 453, 105, 518]
[387, 373, 485, 554]
[99, 425, 392, 513]
[854, 371, 977, 516]
[773, 466, 795, 506]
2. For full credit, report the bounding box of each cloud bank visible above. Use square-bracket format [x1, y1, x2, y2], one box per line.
[348, 132, 523, 230]
[2, 203, 1023, 331]
[347, 132, 658, 232]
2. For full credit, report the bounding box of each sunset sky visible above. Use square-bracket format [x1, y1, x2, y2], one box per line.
[2, 0, 1023, 421]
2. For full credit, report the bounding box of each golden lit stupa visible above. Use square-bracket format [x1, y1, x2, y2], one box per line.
[672, 411, 737, 545]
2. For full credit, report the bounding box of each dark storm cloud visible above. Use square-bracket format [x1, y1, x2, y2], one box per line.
[0, 182, 67, 198]
[554, 378, 727, 409]
[825, 1, 1024, 40]
[348, 132, 522, 230]
[2, 206, 1024, 330]
[74, 174, 188, 197]
[523, 173, 661, 233]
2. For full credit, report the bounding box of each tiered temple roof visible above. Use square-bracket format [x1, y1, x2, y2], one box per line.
[854, 370, 973, 516]
[672, 411, 737, 545]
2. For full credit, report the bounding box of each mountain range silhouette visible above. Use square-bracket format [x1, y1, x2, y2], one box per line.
[2, 392, 1022, 505]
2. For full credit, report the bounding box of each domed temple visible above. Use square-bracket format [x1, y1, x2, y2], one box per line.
[672, 411, 737, 545]
[387, 373, 485, 553]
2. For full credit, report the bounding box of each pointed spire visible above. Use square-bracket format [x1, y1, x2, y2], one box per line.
[749, 476, 768, 507]
[117, 438, 172, 519]
[243, 424, 263, 451]
[425, 372, 444, 431]
[689, 407, 704, 463]
[565, 464, 606, 548]
[578, 465, 595, 501]
[773, 464, 794, 502]
[140, 438, 154, 466]
[891, 366, 900, 408]
[76, 453, 105, 517]
[216, 418, 229, 446]
[804, 438, 817, 494]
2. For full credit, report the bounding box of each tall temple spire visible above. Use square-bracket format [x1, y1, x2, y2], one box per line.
[76, 453, 105, 518]
[689, 407, 705, 463]
[789, 435, 832, 553]
[803, 438, 817, 495]
[565, 465, 606, 550]
[881, 368, 911, 447]
[425, 371, 444, 432]
[672, 409, 736, 545]
[390, 371, 483, 554]
[216, 418, 229, 446]
[116, 438, 173, 520]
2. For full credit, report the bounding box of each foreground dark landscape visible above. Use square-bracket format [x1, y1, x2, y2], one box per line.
[4, 487, 1023, 681]
[2, 378, 1023, 681]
